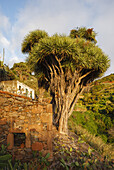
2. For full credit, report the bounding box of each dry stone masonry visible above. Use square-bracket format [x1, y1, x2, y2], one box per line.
[0, 90, 53, 157]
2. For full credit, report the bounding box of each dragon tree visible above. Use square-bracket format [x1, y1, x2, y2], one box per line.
[22, 28, 110, 134]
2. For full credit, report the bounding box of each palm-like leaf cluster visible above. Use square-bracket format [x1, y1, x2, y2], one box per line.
[21, 28, 110, 133]
[70, 27, 97, 43]
[21, 30, 48, 53]
[26, 35, 109, 85]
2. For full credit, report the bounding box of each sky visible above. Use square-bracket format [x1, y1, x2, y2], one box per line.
[0, 0, 114, 76]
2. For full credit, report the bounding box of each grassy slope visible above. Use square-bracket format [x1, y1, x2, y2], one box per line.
[68, 74, 114, 158]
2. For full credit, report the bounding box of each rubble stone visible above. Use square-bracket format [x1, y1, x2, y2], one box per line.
[0, 90, 53, 157]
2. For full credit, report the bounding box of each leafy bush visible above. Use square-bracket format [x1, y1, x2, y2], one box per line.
[0, 144, 13, 169]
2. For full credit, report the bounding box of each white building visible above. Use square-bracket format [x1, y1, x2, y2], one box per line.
[0, 80, 35, 99]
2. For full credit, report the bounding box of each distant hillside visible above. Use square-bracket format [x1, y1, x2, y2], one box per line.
[96, 73, 114, 83]
[11, 62, 40, 96]
[69, 74, 114, 144]
[0, 65, 16, 81]
[0, 62, 39, 96]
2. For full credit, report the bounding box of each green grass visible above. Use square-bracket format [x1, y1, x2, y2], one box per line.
[68, 120, 114, 159]
[68, 74, 114, 159]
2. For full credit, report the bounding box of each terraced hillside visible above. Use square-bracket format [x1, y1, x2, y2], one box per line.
[69, 74, 114, 144]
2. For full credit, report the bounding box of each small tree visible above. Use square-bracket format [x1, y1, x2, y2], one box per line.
[22, 28, 110, 134]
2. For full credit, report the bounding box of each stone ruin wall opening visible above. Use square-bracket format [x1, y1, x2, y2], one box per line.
[0, 90, 53, 157]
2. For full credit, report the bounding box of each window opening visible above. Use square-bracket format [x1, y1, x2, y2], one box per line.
[14, 133, 26, 147]
[30, 91, 32, 98]
[19, 85, 21, 90]
[26, 88, 28, 96]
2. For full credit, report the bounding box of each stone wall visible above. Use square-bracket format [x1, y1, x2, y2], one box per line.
[0, 90, 53, 158]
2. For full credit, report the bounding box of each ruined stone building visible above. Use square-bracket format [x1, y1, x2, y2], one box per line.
[0, 89, 53, 159]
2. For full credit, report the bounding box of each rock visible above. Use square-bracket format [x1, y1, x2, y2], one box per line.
[32, 142, 43, 151]
[20, 143, 25, 148]
[15, 97, 24, 101]
[19, 116, 25, 119]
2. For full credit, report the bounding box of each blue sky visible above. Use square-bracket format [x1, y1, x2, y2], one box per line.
[0, 0, 114, 76]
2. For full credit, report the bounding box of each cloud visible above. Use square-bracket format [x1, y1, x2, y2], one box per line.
[0, 10, 11, 64]
[8, 56, 20, 67]
[0, 13, 10, 32]
[0, 33, 10, 47]
[12, 0, 92, 35]
[91, 0, 114, 75]
[0, 0, 114, 75]
[10, 0, 93, 61]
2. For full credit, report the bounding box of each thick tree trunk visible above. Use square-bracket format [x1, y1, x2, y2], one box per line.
[53, 82, 87, 134]
[46, 57, 92, 134]
[59, 111, 68, 134]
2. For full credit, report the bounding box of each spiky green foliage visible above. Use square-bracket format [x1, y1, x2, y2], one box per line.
[28, 35, 109, 84]
[22, 28, 110, 133]
[21, 30, 48, 53]
[70, 27, 97, 43]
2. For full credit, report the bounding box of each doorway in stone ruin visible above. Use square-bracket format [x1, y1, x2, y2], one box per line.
[14, 133, 26, 147]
